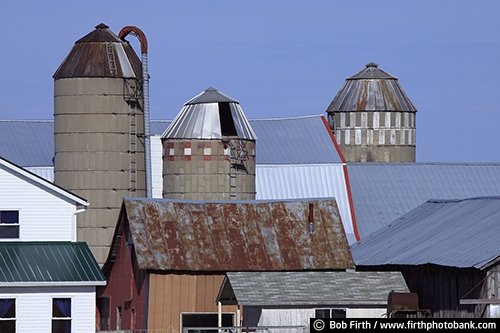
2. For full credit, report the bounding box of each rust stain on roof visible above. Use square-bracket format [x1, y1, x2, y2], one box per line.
[53, 23, 142, 79]
[121, 198, 355, 272]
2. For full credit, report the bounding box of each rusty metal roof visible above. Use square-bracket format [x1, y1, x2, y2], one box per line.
[53, 23, 142, 79]
[115, 197, 354, 272]
[326, 62, 417, 112]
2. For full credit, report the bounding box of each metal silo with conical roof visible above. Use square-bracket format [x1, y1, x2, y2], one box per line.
[162, 87, 257, 200]
[326, 62, 417, 162]
[53, 23, 146, 265]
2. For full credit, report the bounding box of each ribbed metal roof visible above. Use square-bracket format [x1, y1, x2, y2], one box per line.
[0, 115, 342, 168]
[0, 242, 105, 285]
[217, 271, 409, 306]
[162, 87, 257, 140]
[250, 115, 343, 164]
[150, 120, 171, 135]
[112, 197, 354, 272]
[155, 114, 343, 164]
[0, 120, 54, 167]
[53, 23, 142, 79]
[351, 197, 500, 269]
[185, 86, 239, 105]
[347, 163, 500, 241]
[326, 62, 417, 112]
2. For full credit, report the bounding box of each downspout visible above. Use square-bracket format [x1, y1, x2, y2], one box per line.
[72, 206, 88, 242]
[119, 26, 152, 198]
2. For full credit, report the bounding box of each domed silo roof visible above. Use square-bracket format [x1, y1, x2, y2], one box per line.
[162, 87, 258, 140]
[326, 62, 417, 112]
[53, 23, 142, 79]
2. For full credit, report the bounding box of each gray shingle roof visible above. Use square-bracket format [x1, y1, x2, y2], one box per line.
[217, 271, 409, 306]
[351, 197, 500, 269]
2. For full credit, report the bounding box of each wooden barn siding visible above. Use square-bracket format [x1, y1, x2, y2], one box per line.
[98, 219, 147, 330]
[401, 266, 486, 318]
[476, 265, 500, 317]
[148, 273, 236, 331]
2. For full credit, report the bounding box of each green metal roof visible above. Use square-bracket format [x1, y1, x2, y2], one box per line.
[0, 242, 106, 286]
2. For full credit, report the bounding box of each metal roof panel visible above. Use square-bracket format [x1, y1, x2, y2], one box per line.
[351, 197, 500, 269]
[121, 197, 354, 271]
[0, 120, 54, 167]
[0, 242, 105, 284]
[347, 162, 500, 241]
[250, 115, 343, 164]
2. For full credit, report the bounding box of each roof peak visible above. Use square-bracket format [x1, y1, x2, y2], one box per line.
[348, 62, 397, 80]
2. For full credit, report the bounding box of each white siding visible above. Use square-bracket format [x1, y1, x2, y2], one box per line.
[0, 167, 77, 241]
[150, 135, 164, 198]
[25, 167, 54, 182]
[254, 307, 388, 332]
[0, 286, 96, 333]
[259, 308, 312, 333]
[347, 308, 387, 318]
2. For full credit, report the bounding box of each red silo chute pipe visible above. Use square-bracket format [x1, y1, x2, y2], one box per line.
[119, 26, 152, 198]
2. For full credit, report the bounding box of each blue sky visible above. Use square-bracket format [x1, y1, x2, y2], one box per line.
[1, 1, 499, 162]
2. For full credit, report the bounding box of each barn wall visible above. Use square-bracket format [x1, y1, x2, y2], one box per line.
[401, 266, 486, 318]
[97, 218, 147, 331]
[478, 264, 500, 318]
[148, 272, 235, 332]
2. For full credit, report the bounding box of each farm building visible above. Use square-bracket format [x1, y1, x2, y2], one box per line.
[351, 196, 500, 318]
[1, 21, 500, 332]
[217, 270, 409, 331]
[0, 156, 106, 332]
[97, 197, 360, 331]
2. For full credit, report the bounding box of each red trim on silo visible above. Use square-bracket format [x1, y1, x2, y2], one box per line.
[184, 142, 191, 161]
[320, 115, 360, 241]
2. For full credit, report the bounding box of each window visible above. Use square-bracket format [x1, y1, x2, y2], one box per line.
[116, 306, 122, 330]
[0, 211, 19, 239]
[182, 312, 234, 333]
[0, 299, 15, 333]
[315, 308, 346, 318]
[96, 297, 110, 331]
[52, 298, 71, 333]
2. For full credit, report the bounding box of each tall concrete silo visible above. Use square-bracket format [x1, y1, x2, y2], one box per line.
[326, 62, 417, 162]
[162, 87, 257, 200]
[53, 23, 146, 265]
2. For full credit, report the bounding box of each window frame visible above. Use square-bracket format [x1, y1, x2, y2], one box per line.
[315, 308, 346, 318]
[0, 210, 20, 239]
[52, 297, 72, 333]
[0, 298, 16, 332]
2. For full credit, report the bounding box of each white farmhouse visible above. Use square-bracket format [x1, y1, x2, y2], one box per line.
[0, 156, 106, 332]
